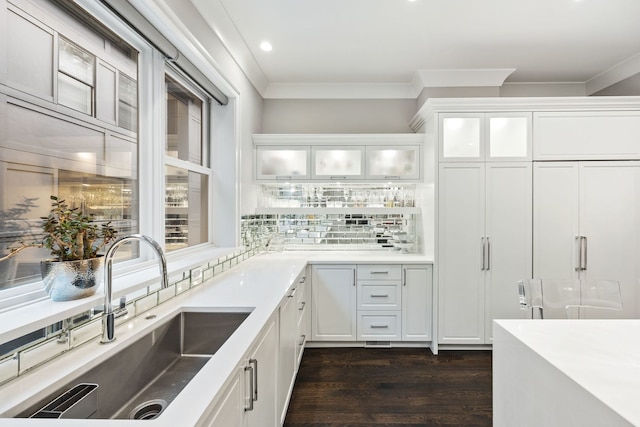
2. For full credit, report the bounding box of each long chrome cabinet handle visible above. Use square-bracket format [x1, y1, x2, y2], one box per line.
[582, 236, 588, 271]
[575, 236, 582, 271]
[250, 358, 258, 402]
[244, 364, 254, 411]
[481, 237, 486, 271]
[402, 268, 407, 286]
[486, 237, 491, 271]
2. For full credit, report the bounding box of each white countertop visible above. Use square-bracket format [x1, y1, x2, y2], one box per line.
[0, 251, 432, 425]
[494, 319, 640, 426]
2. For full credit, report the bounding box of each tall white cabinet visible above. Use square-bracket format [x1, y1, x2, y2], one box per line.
[533, 161, 640, 318]
[438, 162, 532, 344]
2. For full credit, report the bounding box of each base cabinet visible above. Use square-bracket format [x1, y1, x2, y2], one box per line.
[311, 264, 432, 344]
[311, 265, 357, 341]
[278, 286, 298, 425]
[201, 370, 244, 427]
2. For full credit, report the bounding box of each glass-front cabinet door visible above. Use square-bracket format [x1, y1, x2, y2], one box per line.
[486, 112, 532, 161]
[366, 145, 421, 180]
[256, 146, 310, 180]
[439, 112, 531, 162]
[311, 146, 365, 180]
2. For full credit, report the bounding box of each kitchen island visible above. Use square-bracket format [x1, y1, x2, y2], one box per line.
[493, 319, 640, 427]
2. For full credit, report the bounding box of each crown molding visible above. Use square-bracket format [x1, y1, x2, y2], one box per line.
[586, 53, 640, 95]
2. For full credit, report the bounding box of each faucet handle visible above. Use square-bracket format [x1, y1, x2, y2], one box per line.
[119, 296, 126, 310]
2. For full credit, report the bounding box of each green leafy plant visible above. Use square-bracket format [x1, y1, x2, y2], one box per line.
[0, 195, 117, 262]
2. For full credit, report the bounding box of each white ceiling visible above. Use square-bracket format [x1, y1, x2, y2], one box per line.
[190, 0, 640, 98]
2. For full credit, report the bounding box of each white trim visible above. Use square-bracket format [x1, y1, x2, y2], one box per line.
[586, 52, 640, 95]
[263, 82, 418, 100]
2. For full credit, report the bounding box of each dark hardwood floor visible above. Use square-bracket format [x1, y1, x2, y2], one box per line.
[284, 348, 492, 427]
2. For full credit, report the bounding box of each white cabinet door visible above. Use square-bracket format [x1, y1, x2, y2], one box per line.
[278, 289, 297, 425]
[580, 162, 640, 318]
[365, 145, 421, 180]
[245, 317, 278, 427]
[486, 113, 532, 161]
[202, 370, 243, 427]
[533, 111, 640, 160]
[311, 265, 357, 341]
[439, 113, 484, 162]
[401, 265, 433, 342]
[311, 146, 365, 180]
[484, 163, 532, 341]
[533, 161, 640, 319]
[255, 146, 310, 180]
[438, 163, 486, 344]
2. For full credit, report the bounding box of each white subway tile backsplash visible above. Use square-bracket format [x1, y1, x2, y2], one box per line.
[134, 293, 157, 315]
[0, 355, 18, 385]
[71, 319, 102, 348]
[20, 337, 69, 373]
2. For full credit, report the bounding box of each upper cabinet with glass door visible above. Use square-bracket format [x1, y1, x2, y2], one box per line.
[439, 112, 532, 162]
[256, 146, 310, 180]
[366, 145, 421, 180]
[311, 146, 365, 180]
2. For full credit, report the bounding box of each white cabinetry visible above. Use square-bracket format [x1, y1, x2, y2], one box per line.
[203, 316, 278, 427]
[311, 265, 357, 341]
[365, 145, 421, 180]
[201, 370, 244, 427]
[244, 316, 278, 427]
[438, 162, 532, 344]
[533, 161, 640, 318]
[356, 265, 402, 340]
[311, 146, 364, 180]
[439, 112, 532, 162]
[533, 111, 640, 160]
[296, 272, 310, 366]
[311, 263, 432, 344]
[253, 134, 423, 182]
[402, 265, 433, 341]
[255, 146, 310, 180]
[278, 286, 297, 425]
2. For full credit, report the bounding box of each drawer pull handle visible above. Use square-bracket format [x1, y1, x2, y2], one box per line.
[370, 271, 389, 274]
[370, 294, 389, 298]
[370, 324, 389, 329]
[299, 301, 306, 310]
[299, 334, 306, 346]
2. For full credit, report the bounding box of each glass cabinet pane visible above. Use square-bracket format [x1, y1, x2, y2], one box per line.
[488, 116, 529, 158]
[256, 147, 308, 179]
[366, 146, 419, 179]
[313, 148, 363, 178]
[442, 117, 481, 158]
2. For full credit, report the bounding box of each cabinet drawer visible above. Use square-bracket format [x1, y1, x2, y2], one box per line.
[357, 283, 401, 310]
[357, 311, 401, 340]
[357, 264, 401, 280]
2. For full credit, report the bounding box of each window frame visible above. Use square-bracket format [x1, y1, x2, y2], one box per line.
[0, 0, 219, 310]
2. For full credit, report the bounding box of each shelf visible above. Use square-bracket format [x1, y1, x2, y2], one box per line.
[255, 207, 421, 215]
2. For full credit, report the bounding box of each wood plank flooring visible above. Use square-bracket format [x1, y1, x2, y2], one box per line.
[284, 348, 492, 427]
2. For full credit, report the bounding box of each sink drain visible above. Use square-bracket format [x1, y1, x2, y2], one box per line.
[128, 399, 167, 420]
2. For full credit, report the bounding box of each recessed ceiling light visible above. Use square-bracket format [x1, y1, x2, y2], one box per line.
[260, 41, 273, 52]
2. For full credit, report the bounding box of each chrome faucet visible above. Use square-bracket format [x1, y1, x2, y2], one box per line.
[101, 234, 168, 344]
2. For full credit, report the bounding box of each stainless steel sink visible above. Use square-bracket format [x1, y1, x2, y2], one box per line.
[20, 310, 251, 420]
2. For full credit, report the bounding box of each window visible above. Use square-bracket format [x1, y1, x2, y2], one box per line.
[1, 1, 139, 294]
[164, 74, 210, 251]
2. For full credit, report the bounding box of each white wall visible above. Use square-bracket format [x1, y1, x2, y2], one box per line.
[262, 99, 418, 134]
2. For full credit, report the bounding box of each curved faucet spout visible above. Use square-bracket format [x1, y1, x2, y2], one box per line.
[101, 234, 168, 344]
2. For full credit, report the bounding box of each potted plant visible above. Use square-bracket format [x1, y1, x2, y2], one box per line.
[0, 195, 118, 301]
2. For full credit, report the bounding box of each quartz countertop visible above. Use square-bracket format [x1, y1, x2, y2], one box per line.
[494, 319, 640, 426]
[0, 251, 432, 425]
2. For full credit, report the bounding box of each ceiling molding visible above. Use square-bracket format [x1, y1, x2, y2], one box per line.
[415, 69, 516, 88]
[262, 82, 418, 99]
[586, 53, 640, 95]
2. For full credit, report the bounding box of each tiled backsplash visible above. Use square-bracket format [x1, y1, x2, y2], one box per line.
[0, 245, 261, 385]
[241, 212, 417, 252]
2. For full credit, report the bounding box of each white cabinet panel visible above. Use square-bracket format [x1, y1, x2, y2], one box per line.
[311, 265, 357, 341]
[402, 265, 433, 342]
[484, 163, 532, 340]
[534, 111, 640, 160]
[244, 317, 278, 427]
[365, 145, 420, 180]
[533, 161, 640, 319]
[438, 163, 486, 344]
[203, 371, 243, 427]
[440, 114, 483, 160]
[357, 282, 402, 311]
[439, 162, 532, 344]
[278, 290, 297, 425]
[357, 311, 401, 340]
[311, 146, 364, 180]
[487, 113, 532, 160]
[255, 146, 310, 180]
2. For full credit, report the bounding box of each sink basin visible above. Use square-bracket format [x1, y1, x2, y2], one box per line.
[19, 310, 251, 420]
